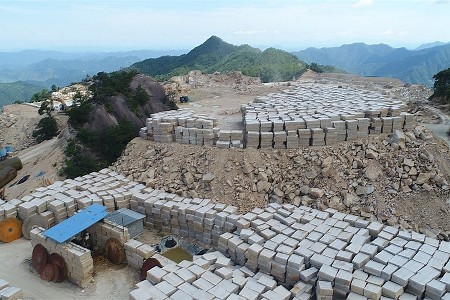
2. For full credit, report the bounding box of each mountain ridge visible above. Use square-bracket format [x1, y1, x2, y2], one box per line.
[293, 42, 450, 86]
[131, 36, 314, 83]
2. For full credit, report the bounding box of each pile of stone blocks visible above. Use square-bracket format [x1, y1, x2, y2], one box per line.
[131, 190, 239, 247]
[216, 130, 244, 149]
[240, 84, 415, 150]
[0, 198, 20, 220]
[124, 239, 156, 269]
[30, 227, 94, 288]
[141, 109, 219, 146]
[0, 279, 23, 300]
[9, 169, 450, 298]
[130, 250, 309, 300]
[4, 169, 132, 224]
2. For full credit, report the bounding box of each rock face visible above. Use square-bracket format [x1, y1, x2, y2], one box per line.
[83, 74, 171, 133]
[112, 125, 450, 238]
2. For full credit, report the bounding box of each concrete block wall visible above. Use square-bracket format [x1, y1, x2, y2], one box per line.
[30, 227, 94, 288]
[0, 279, 23, 300]
[86, 220, 131, 254]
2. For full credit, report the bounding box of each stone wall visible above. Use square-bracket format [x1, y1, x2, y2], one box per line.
[85, 220, 131, 254]
[30, 227, 94, 288]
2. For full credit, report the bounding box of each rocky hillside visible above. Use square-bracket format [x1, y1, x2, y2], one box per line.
[62, 70, 176, 178]
[80, 73, 171, 133]
[113, 126, 450, 240]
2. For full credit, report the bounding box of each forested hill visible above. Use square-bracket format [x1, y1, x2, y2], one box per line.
[293, 43, 450, 86]
[131, 36, 339, 83]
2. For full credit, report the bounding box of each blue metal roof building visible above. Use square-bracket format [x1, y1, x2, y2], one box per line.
[43, 204, 108, 243]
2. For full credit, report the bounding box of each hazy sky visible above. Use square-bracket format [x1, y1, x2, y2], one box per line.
[1, 0, 449, 52]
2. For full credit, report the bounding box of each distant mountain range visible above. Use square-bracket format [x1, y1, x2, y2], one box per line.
[131, 36, 320, 83]
[293, 42, 450, 87]
[2, 38, 450, 109]
[0, 49, 186, 109]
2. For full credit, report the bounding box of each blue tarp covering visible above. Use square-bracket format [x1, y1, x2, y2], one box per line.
[43, 203, 108, 243]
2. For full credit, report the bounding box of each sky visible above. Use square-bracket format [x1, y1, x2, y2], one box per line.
[1, 0, 449, 52]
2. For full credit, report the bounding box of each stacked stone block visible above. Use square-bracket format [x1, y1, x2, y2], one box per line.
[130, 250, 310, 300]
[8, 169, 450, 298]
[240, 84, 414, 150]
[30, 227, 94, 288]
[140, 84, 415, 150]
[142, 109, 219, 146]
[0, 279, 23, 300]
[86, 220, 131, 253]
[124, 239, 156, 269]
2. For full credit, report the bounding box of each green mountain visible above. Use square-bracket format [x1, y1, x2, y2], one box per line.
[0, 81, 44, 109]
[293, 43, 450, 86]
[0, 49, 186, 108]
[131, 36, 309, 82]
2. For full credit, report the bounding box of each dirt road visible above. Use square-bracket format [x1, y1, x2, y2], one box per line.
[422, 105, 450, 147]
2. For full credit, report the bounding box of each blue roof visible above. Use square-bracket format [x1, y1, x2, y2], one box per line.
[43, 204, 108, 243]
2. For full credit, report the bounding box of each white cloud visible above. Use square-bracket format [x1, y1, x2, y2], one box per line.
[339, 31, 354, 36]
[383, 30, 394, 35]
[234, 30, 268, 35]
[353, 0, 373, 7]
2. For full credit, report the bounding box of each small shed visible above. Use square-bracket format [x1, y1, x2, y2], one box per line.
[43, 204, 108, 243]
[105, 208, 145, 238]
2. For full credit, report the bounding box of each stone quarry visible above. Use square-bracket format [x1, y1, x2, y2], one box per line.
[2, 168, 450, 299]
[1, 78, 450, 299]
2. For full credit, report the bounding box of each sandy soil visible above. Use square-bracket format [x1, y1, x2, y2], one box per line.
[179, 81, 293, 130]
[0, 238, 137, 299]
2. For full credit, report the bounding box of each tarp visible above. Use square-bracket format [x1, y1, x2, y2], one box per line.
[43, 203, 108, 243]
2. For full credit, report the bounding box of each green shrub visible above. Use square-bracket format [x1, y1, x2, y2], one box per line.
[60, 140, 106, 179]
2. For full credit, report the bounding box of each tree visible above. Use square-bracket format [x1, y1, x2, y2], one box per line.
[32, 115, 59, 142]
[38, 100, 52, 116]
[30, 88, 51, 102]
[430, 68, 450, 104]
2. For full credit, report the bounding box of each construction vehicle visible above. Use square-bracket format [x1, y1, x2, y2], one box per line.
[179, 95, 189, 103]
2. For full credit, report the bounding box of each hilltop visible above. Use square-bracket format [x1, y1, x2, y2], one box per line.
[131, 36, 333, 83]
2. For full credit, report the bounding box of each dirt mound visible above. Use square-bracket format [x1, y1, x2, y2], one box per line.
[112, 125, 450, 239]
[163, 70, 262, 100]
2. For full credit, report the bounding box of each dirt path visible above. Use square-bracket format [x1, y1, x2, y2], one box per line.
[18, 138, 58, 164]
[422, 105, 450, 147]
